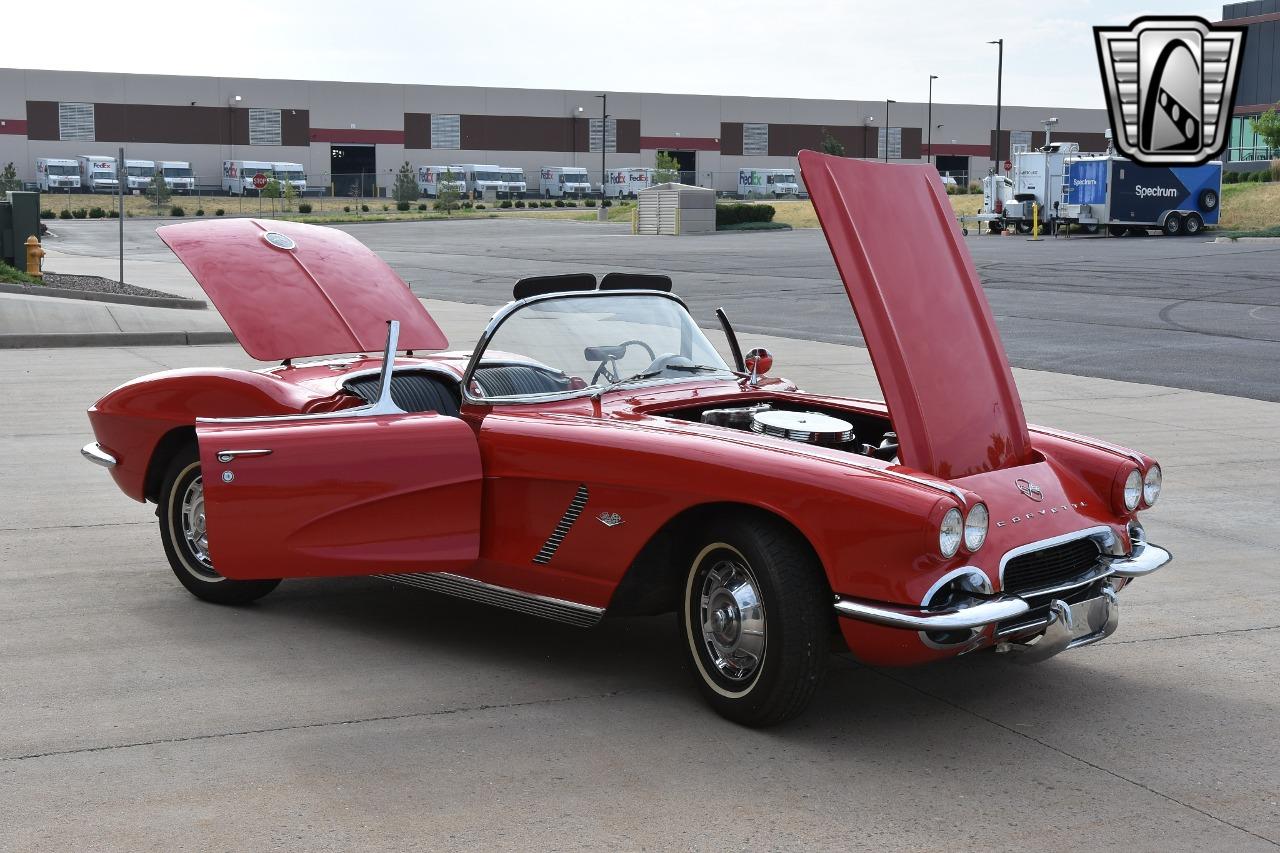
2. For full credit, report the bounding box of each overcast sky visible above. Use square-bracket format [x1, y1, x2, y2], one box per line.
[7, 1, 1221, 109]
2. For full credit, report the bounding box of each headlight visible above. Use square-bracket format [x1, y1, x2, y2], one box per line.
[1123, 468, 1142, 511]
[964, 503, 989, 552]
[1143, 465, 1161, 506]
[939, 507, 963, 558]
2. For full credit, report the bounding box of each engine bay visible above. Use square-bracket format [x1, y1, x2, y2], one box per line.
[659, 401, 899, 461]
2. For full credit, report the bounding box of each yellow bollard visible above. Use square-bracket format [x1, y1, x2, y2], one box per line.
[24, 236, 45, 278]
[1027, 203, 1043, 241]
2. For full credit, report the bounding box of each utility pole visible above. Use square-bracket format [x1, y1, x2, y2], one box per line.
[884, 100, 896, 162]
[989, 39, 1004, 174]
[595, 93, 608, 219]
[927, 75, 938, 166]
[863, 116, 874, 159]
[118, 146, 125, 285]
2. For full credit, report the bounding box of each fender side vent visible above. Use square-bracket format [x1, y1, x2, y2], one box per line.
[533, 484, 589, 565]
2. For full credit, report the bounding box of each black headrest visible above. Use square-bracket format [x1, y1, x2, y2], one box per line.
[599, 272, 673, 292]
[513, 273, 598, 300]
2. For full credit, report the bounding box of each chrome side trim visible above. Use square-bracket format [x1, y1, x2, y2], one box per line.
[885, 470, 967, 507]
[377, 572, 604, 628]
[532, 484, 589, 565]
[997, 525, 1116, 589]
[81, 442, 117, 468]
[1029, 426, 1145, 467]
[834, 594, 1029, 631]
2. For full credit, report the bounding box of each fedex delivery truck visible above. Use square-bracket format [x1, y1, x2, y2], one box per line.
[738, 168, 799, 198]
[540, 166, 592, 198]
[36, 158, 81, 191]
[123, 160, 156, 193]
[451, 164, 505, 198]
[272, 163, 307, 195]
[1056, 155, 1222, 237]
[223, 160, 274, 196]
[77, 155, 119, 193]
[605, 167, 655, 198]
[417, 166, 466, 198]
[159, 161, 195, 194]
[500, 167, 527, 197]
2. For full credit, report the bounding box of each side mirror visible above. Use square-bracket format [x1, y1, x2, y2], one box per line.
[744, 347, 773, 387]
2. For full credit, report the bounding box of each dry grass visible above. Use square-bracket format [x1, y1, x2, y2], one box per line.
[756, 195, 983, 230]
[1218, 182, 1280, 232]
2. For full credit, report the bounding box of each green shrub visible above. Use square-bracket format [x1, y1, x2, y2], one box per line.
[195, 208, 205, 216]
[498, 199, 512, 208]
[417, 203, 427, 211]
[1272, 159, 1280, 182]
[514, 200, 525, 208]
[215, 209, 225, 216]
[462, 201, 473, 209]
[554, 199, 565, 207]
[343, 205, 351, 212]
[585, 198, 596, 207]
[382, 204, 390, 211]
[88, 207, 105, 218]
[1261, 170, 1274, 183]
[72, 208, 88, 219]
[715, 203, 775, 227]
[968, 182, 981, 194]
[565, 200, 578, 207]
[59, 209, 73, 220]
[540, 200, 552, 208]
[297, 203, 312, 213]
[1223, 171, 1239, 184]
[475, 203, 486, 209]
[361, 204, 369, 212]
[170, 205, 185, 217]
[108, 210, 119, 218]
[40, 208, 55, 219]
[396, 201, 410, 211]
[601, 199, 612, 207]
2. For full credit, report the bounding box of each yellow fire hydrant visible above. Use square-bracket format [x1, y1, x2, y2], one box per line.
[25, 236, 44, 279]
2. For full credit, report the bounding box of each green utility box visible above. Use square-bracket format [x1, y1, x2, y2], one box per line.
[0, 191, 41, 267]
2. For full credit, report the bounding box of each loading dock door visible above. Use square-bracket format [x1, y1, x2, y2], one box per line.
[659, 150, 698, 186]
[935, 155, 969, 186]
[331, 145, 377, 198]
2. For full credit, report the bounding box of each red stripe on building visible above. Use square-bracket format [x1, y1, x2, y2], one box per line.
[309, 128, 404, 144]
[925, 143, 990, 156]
[0, 119, 29, 135]
[639, 135, 719, 151]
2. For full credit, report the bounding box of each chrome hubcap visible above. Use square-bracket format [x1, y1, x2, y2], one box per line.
[180, 475, 216, 577]
[699, 558, 766, 682]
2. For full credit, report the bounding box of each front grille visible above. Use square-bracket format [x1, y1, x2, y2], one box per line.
[1003, 536, 1102, 595]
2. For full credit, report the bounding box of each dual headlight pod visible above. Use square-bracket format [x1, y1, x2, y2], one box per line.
[939, 502, 989, 558]
[1119, 463, 1163, 513]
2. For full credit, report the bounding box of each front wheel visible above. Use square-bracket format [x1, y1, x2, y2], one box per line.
[158, 446, 280, 605]
[678, 517, 830, 727]
[1162, 213, 1183, 236]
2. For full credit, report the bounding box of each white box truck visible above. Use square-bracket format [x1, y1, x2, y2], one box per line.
[223, 160, 274, 196]
[159, 161, 195, 194]
[998, 142, 1085, 233]
[77, 155, 119, 193]
[451, 164, 505, 199]
[738, 168, 799, 198]
[272, 162, 307, 195]
[540, 166, 592, 198]
[416, 166, 466, 198]
[36, 158, 81, 191]
[605, 167, 655, 198]
[499, 167, 527, 198]
[122, 159, 156, 193]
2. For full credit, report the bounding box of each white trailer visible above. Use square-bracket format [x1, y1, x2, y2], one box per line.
[122, 159, 156, 193]
[76, 155, 119, 193]
[999, 142, 1084, 233]
[499, 167, 527, 197]
[416, 166, 466, 198]
[605, 167, 655, 198]
[36, 158, 81, 191]
[451, 164, 504, 198]
[738, 168, 799, 198]
[223, 160, 274, 195]
[540, 166, 591, 198]
[271, 162, 307, 195]
[159, 161, 195, 194]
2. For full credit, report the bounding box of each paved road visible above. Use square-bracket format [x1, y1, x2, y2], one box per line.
[47, 218, 1280, 401]
[3, 315, 1278, 851]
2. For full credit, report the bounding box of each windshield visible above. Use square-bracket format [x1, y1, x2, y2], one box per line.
[768, 174, 796, 184]
[48, 164, 78, 175]
[245, 168, 273, 180]
[277, 170, 304, 180]
[470, 293, 732, 400]
[126, 166, 154, 177]
[563, 173, 588, 184]
[501, 172, 524, 182]
[475, 171, 502, 182]
[91, 172, 115, 180]
[163, 167, 194, 177]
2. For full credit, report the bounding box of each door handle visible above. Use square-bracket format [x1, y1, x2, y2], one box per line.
[216, 449, 273, 463]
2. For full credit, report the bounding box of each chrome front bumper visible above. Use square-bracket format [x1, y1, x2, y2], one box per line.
[81, 442, 117, 468]
[834, 529, 1171, 636]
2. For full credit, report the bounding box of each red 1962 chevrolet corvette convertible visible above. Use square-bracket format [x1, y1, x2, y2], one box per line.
[82, 151, 1170, 726]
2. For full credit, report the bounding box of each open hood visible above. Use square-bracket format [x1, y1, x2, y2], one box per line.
[157, 219, 448, 361]
[798, 151, 1031, 479]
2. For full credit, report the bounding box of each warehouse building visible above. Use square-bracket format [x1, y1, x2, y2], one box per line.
[0, 66, 1112, 195]
[1223, 1, 1280, 161]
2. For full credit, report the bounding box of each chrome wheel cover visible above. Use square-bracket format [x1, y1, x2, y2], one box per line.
[180, 474, 218, 579]
[698, 557, 767, 683]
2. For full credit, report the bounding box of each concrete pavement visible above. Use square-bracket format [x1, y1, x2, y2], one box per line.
[1, 300, 1278, 851]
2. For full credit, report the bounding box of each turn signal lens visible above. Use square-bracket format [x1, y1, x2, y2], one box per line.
[964, 503, 989, 552]
[1143, 465, 1162, 506]
[1123, 468, 1142, 512]
[939, 507, 963, 558]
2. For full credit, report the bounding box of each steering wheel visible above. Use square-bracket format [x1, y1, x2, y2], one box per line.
[589, 339, 659, 385]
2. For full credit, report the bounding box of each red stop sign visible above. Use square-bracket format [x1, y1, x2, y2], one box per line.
[1003, 160, 1013, 173]
[252, 172, 267, 189]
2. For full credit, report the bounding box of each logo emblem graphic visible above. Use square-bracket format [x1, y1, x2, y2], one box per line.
[1094, 16, 1246, 166]
[1015, 478, 1044, 502]
[597, 512, 624, 528]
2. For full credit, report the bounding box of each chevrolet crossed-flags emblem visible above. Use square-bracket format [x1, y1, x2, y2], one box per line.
[1094, 16, 1246, 166]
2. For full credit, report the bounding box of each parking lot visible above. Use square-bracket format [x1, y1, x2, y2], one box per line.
[3, 220, 1279, 851]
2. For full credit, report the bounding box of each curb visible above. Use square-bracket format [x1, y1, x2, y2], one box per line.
[1213, 236, 1280, 243]
[0, 282, 206, 310]
[0, 331, 236, 349]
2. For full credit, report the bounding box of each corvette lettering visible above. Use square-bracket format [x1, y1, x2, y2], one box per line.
[995, 501, 1088, 527]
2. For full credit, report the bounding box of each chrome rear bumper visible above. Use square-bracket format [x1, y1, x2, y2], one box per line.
[80, 442, 117, 468]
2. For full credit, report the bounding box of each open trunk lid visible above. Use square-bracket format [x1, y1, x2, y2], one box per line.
[157, 218, 448, 361]
[799, 150, 1031, 479]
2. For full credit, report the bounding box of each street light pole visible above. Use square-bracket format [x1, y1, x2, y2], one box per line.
[988, 39, 1003, 174]
[595, 93, 608, 203]
[883, 100, 896, 162]
[927, 75, 938, 166]
[863, 116, 875, 160]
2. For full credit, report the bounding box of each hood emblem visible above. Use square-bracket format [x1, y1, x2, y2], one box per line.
[1016, 478, 1044, 502]
[597, 512, 624, 528]
[262, 231, 296, 251]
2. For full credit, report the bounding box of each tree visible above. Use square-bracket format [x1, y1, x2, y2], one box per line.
[282, 176, 297, 212]
[654, 152, 681, 183]
[820, 128, 846, 157]
[0, 162, 21, 192]
[1250, 104, 1280, 155]
[147, 169, 171, 213]
[393, 161, 419, 205]
[433, 168, 461, 214]
[262, 177, 282, 199]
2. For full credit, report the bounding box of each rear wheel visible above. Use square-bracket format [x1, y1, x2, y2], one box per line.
[158, 446, 280, 605]
[1162, 213, 1183, 236]
[1183, 212, 1204, 235]
[1082, 223, 1100, 235]
[1108, 224, 1127, 237]
[678, 516, 829, 727]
